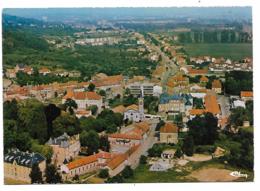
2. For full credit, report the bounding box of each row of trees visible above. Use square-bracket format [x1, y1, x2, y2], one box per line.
[178, 31, 251, 43]
[30, 163, 62, 184]
[225, 71, 253, 95]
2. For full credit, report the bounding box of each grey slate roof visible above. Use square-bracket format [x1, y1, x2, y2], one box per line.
[4, 149, 45, 168]
[46, 132, 70, 148]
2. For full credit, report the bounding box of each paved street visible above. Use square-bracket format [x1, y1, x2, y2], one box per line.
[217, 95, 231, 117]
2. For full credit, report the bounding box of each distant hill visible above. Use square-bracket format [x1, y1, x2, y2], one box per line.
[3, 14, 45, 27]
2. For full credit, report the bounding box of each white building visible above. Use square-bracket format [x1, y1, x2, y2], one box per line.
[124, 98, 144, 122]
[126, 82, 162, 97]
[62, 90, 103, 113]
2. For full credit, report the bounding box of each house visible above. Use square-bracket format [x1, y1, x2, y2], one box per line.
[188, 68, 208, 77]
[60, 154, 99, 180]
[112, 105, 126, 114]
[93, 75, 124, 98]
[204, 92, 221, 118]
[240, 91, 253, 101]
[108, 133, 143, 147]
[62, 90, 103, 113]
[188, 109, 206, 120]
[160, 123, 178, 144]
[106, 153, 128, 177]
[200, 76, 209, 85]
[106, 144, 141, 176]
[212, 80, 222, 94]
[159, 93, 192, 115]
[124, 98, 144, 122]
[5, 69, 17, 78]
[46, 133, 80, 166]
[39, 67, 51, 75]
[166, 74, 189, 94]
[75, 109, 92, 118]
[4, 149, 46, 183]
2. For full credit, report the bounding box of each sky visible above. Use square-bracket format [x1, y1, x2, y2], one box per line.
[3, 7, 252, 22]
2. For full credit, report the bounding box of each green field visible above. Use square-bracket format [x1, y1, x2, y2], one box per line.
[125, 160, 254, 183]
[184, 43, 252, 60]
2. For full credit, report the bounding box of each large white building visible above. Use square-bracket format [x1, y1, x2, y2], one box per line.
[126, 82, 162, 97]
[62, 90, 103, 113]
[124, 98, 145, 122]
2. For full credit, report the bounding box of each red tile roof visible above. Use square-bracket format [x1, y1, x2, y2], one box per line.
[212, 80, 222, 89]
[160, 123, 178, 133]
[241, 91, 253, 98]
[112, 105, 126, 113]
[204, 93, 220, 115]
[109, 133, 142, 140]
[67, 155, 97, 170]
[188, 68, 208, 75]
[189, 109, 206, 115]
[86, 91, 102, 100]
[107, 154, 127, 170]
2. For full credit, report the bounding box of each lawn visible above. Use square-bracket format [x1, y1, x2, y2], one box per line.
[125, 159, 253, 183]
[125, 164, 190, 183]
[184, 43, 252, 60]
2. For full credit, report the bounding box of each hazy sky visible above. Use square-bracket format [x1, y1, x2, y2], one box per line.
[3, 7, 252, 22]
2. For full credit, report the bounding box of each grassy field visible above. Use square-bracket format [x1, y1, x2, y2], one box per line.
[184, 43, 252, 60]
[125, 160, 253, 183]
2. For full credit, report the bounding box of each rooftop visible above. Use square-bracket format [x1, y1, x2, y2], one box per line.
[160, 123, 178, 133]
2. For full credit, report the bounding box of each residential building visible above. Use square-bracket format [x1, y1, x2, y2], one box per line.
[46, 133, 80, 166]
[166, 74, 189, 94]
[39, 67, 51, 75]
[4, 149, 46, 183]
[204, 92, 221, 118]
[212, 80, 222, 94]
[159, 93, 192, 115]
[75, 109, 92, 118]
[241, 91, 253, 102]
[160, 123, 178, 144]
[62, 90, 103, 113]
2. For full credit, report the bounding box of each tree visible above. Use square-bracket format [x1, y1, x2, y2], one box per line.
[44, 104, 61, 137]
[99, 135, 110, 152]
[31, 140, 53, 163]
[121, 165, 134, 179]
[174, 147, 183, 158]
[230, 107, 249, 127]
[182, 136, 194, 156]
[140, 155, 147, 164]
[88, 83, 96, 91]
[148, 144, 163, 157]
[98, 89, 106, 97]
[30, 163, 43, 184]
[155, 120, 165, 131]
[106, 124, 118, 134]
[98, 169, 109, 178]
[18, 99, 48, 143]
[106, 174, 124, 183]
[52, 113, 80, 137]
[80, 130, 100, 155]
[64, 98, 78, 115]
[88, 105, 98, 115]
[45, 164, 62, 183]
[3, 99, 18, 120]
[187, 112, 218, 145]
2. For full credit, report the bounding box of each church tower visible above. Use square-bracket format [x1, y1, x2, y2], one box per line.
[138, 97, 144, 121]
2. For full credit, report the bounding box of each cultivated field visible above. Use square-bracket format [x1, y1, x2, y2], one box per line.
[184, 43, 252, 60]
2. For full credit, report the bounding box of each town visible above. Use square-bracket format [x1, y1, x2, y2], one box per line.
[3, 7, 253, 184]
